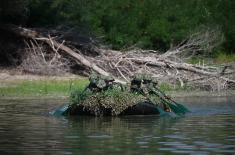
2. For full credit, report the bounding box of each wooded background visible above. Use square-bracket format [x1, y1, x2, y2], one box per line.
[0, 0, 234, 91]
[0, 0, 234, 53]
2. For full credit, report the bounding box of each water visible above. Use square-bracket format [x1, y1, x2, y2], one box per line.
[0, 96, 235, 155]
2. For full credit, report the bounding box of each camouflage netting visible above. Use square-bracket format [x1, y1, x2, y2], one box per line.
[76, 89, 146, 116]
[68, 73, 190, 116]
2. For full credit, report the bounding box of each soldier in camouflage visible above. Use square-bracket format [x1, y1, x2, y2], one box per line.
[130, 74, 171, 112]
[130, 74, 144, 94]
[86, 72, 115, 92]
[130, 74, 157, 95]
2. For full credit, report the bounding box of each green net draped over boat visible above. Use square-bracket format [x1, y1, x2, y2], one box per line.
[77, 89, 146, 116]
[69, 73, 190, 116]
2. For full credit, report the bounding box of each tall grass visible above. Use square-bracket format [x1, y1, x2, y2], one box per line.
[188, 52, 235, 65]
[213, 52, 235, 64]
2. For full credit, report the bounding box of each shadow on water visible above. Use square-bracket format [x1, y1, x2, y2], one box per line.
[0, 96, 235, 154]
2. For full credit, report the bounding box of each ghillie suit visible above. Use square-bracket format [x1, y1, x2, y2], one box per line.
[65, 74, 190, 116]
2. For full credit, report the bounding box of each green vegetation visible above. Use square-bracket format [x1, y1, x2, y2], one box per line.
[66, 74, 190, 116]
[68, 86, 190, 116]
[1, 0, 234, 54]
[0, 79, 89, 98]
[159, 83, 194, 92]
[70, 88, 146, 116]
[0, 79, 196, 98]
[188, 52, 235, 65]
[213, 52, 235, 64]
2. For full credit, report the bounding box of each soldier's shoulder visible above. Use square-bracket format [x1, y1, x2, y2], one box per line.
[102, 75, 114, 81]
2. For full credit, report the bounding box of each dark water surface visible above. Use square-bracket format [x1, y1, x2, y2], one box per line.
[0, 96, 235, 155]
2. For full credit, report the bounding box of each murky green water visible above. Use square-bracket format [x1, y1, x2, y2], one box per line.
[0, 96, 234, 155]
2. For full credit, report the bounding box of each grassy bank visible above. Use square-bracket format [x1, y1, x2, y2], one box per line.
[213, 53, 235, 64]
[189, 53, 235, 65]
[0, 79, 89, 98]
[0, 78, 187, 98]
[0, 78, 234, 99]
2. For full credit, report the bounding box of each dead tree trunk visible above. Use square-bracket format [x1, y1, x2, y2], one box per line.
[1, 24, 234, 90]
[1, 25, 111, 76]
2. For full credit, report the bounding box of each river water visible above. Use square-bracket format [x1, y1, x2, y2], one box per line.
[0, 96, 234, 155]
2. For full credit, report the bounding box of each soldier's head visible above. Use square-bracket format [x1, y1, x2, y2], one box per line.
[142, 74, 152, 84]
[103, 75, 115, 83]
[89, 72, 98, 81]
[152, 78, 158, 85]
[96, 79, 106, 89]
[132, 74, 143, 82]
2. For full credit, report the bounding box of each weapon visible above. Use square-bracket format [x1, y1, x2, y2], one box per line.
[150, 86, 190, 115]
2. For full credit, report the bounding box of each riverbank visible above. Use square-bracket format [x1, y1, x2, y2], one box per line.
[0, 69, 88, 99]
[0, 69, 234, 99]
[167, 90, 235, 98]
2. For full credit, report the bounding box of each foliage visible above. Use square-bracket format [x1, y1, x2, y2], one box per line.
[69, 78, 190, 116]
[187, 51, 235, 64]
[1, 0, 234, 53]
[70, 88, 146, 116]
[213, 52, 235, 64]
[28, 0, 234, 53]
[70, 88, 92, 105]
[0, 0, 29, 24]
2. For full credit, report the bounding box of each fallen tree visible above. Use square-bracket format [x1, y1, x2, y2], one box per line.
[1, 24, 234, 91]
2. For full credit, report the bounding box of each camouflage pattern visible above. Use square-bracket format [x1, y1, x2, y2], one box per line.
[130, 73, 159, 96]
[96, 79, 106, 89]
[130, 74, 143, 94]
[87, 72, 115, 92]
[142, 74, 152, 83]
[88, 73, 169, 111]
[129, 74, 172, 111]
[88, 73, 159, 96]
[68, 73, 190, 116]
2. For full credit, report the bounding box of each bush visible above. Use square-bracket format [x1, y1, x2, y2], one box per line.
[2, 0, 234, 53]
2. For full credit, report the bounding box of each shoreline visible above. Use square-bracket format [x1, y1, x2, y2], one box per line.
[1, 90, 234, 100]
[0, 70, 234, 99]
[167, 90, 235, 98]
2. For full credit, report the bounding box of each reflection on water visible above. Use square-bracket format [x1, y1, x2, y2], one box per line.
[0, 96, 235, 155]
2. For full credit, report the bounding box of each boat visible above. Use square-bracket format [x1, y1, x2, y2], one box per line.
[53, 74, 190, 117]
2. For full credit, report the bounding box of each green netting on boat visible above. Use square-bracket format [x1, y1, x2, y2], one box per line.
[71, 88, 146, 116]
[69, 74, 190, 116]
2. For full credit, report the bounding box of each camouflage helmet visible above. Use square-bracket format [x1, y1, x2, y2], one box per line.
[142, 74, 152, 82]
[132, 73, 144, 81]
[101, 75, 114, 82]
[96, 79, 106, 89]
[89, 72, 98, 82]
[151, 78, 158, 85]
